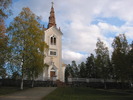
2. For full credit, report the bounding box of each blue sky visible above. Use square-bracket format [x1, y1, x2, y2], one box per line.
[7, 0, 133, 64]
[91, 17, 125, 27]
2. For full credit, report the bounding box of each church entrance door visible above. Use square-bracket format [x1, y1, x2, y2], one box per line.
[50, 71, 56, 77]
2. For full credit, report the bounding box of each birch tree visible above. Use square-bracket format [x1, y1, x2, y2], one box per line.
[112, 34, 129, 82]
[95, 38, 110, 89]
[8, 7, 48, 89]
[0, 0, 12, 78]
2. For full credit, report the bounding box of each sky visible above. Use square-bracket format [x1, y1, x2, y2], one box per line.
[7, 0, 133, 64]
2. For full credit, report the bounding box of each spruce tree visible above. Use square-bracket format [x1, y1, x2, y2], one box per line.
[79, 62, 86, 78]
[86, 54, 96, 78]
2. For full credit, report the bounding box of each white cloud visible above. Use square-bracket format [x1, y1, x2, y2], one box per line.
[101, 0, 133, 22]
[10, 0, 133, 64]
[62, 50, 87, 64]
[98, 22, 119, 33]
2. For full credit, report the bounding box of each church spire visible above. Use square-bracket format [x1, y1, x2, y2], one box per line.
[48, 2, 56, 28]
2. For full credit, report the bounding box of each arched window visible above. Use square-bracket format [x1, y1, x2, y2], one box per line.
[51, 37, 53, 45]
[54, 37, 56, 45]
[50, 36, 56, 45]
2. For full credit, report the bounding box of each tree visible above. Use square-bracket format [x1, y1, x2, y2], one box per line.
[71, 61, 79, 77]
[0, 67, 7, 79]
[8, 7, 48, 89]
[0, 0, 12, 19]
[0, 20, 8, 78]
[112, 34, 129, 82]
[128, 41, 133, 83]
[95, 38, 110, 89]
[86, 54, 96, 78]
[65, 65, 70, 83]
[79, 62, 86, 78]
[12, 71, 21, 80]
[65, 61, 79, 79]
[65, 64, 75, 83]
[0, 0, 12, 78]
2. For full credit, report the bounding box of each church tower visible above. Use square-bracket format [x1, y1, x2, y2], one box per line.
[37, 2, 65, 82]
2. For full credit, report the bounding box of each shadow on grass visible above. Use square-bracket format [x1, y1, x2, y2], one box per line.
[42, 87, 133, 100]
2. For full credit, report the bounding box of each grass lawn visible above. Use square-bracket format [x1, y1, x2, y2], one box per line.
[0, 87, 21, 96]
[42, 87, 133, 100]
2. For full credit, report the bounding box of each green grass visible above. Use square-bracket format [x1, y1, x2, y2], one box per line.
[0, 86, 20, 96]
[42, 87, 133, 100]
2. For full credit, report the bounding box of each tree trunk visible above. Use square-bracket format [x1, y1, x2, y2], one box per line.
[20, 76, 23, 90]
[20, 66, 24, 90]
[31, 72, 34, 88]
[131, 82, 133, 88]
[104, 82, 107, 89]
[104, 79, 107, 89]
[31, 79, 34, 88]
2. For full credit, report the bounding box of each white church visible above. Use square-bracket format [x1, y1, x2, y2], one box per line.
[37, 3, 66, 82]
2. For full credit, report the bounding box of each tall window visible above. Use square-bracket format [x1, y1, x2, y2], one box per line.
[54, 37, 56, 45]
[50, 36, 56, 45]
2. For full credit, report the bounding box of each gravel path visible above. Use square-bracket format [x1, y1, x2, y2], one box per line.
[0, 87, 56, 100]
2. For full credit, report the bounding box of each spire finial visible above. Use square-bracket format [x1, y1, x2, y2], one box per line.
[48, 1, 56, 28]
[51, 1, 54, 7]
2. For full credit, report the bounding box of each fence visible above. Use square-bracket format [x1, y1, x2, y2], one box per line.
[67, 78, 131, 89]
[68, 78, 116, 83]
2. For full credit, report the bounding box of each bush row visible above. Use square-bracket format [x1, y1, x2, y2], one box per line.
[0, 79, 57, 87]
